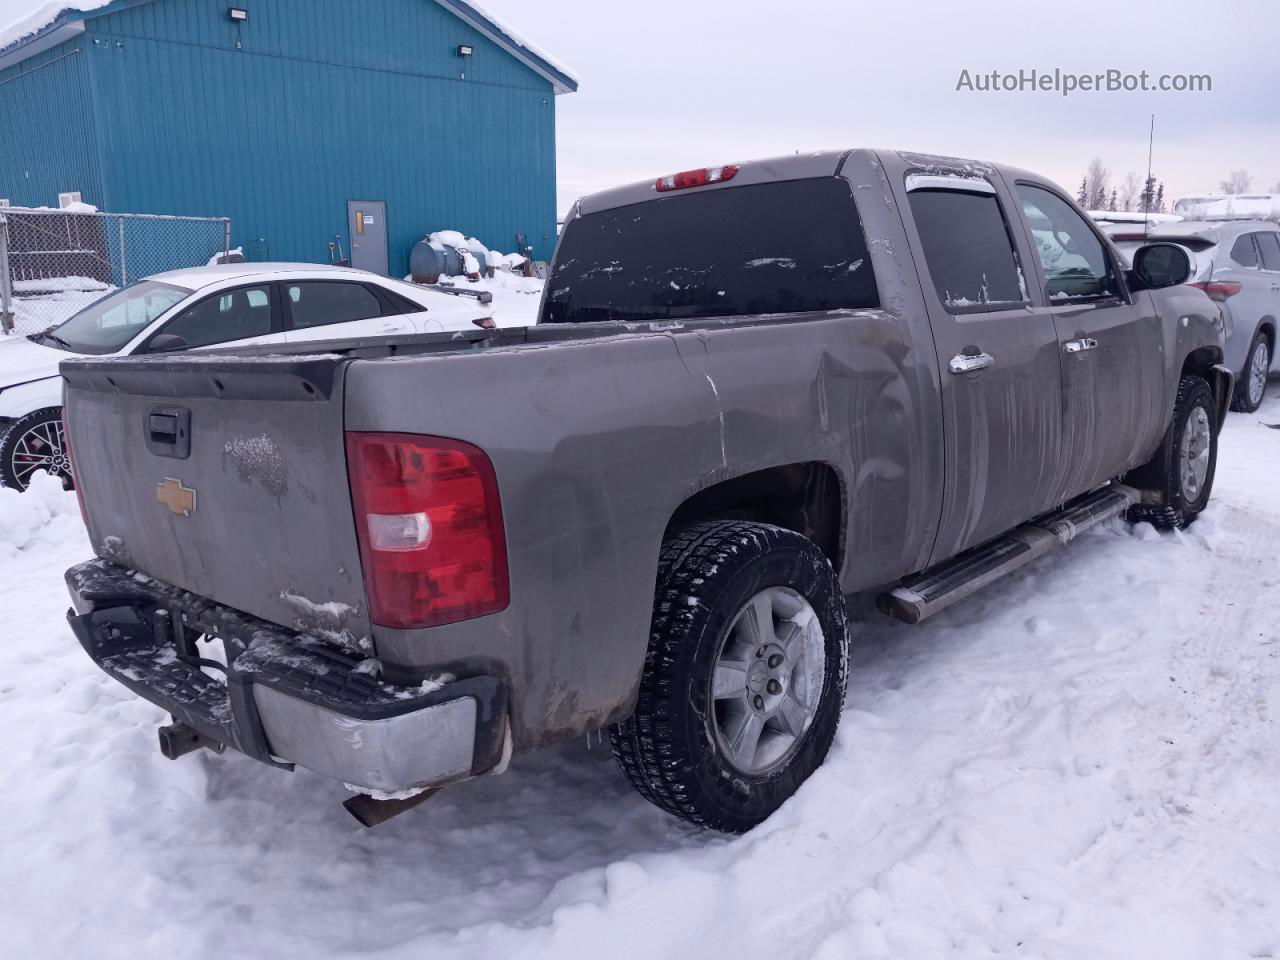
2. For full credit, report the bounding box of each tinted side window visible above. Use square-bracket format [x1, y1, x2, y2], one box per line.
[542, 177, 879, 324]
[1231, 234, 1260, 267]
[286, 281, 383, 329]
[379, 288, 427, 315]
[1256, 233, 1280, 271]
[908, 189, 1025, 309]
[1016, 184, 1117, 301]
[161, 284, 273, 348]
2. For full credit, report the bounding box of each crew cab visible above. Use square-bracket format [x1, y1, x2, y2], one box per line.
[0, 263, 492, 490]
[60, 149, 1230, 833]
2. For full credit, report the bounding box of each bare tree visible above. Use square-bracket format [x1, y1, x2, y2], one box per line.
[1220, 169, 1252, 194]
[1118, 172, 1141, 210]
[1085, 157, 1110, 210]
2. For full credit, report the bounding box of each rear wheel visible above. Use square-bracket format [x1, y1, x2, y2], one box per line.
[610, 521, 849, 833]
[0, 407, 74, 491]
[1230, 331, 1271, 413]
[1126, 375, 1218, 530]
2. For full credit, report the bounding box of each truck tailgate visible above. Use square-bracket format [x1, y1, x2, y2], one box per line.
[61, 355, 372, 652]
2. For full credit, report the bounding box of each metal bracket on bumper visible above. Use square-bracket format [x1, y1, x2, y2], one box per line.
[65, 558, 508, 794]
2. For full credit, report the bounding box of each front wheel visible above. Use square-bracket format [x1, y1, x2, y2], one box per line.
[1126, 375, 1218, 530]
[610, 521, 849, 833]
[0, 407, 74, 491]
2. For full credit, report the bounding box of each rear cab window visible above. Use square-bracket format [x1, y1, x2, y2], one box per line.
[906, 182, 1027, 311]
[541, 177, 879, 324]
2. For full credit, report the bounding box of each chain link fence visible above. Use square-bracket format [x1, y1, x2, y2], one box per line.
[0, 210, 231, 337]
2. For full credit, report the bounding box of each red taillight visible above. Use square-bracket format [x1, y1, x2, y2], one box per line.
[346, 433, 509, 629]
[61, 408, 88, 525]
[1190, 281, 1242, 302]
[655, 164, 739, 192]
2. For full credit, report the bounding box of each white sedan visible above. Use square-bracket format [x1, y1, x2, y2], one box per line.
[0, 263, 494, 490]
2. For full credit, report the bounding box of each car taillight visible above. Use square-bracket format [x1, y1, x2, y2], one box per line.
[346, 433, 509, 629]
[61, 408, 88, 525]
[655, 164, 739, 192]
[1190, 281, 1242, 301]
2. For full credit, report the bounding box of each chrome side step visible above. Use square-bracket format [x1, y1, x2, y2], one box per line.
[876, 484, 1138, 625]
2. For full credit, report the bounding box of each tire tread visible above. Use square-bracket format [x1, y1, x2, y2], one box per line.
[610, 520, 846, 831]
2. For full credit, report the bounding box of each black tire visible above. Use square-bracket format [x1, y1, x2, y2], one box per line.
[1126, 375, 1218, 530]
[0, 407, 74, 492]
[1230, 331, 1271, 413]
[610, 521, 849, 833]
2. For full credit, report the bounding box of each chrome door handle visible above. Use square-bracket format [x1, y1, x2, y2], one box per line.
[1064, 337, 1099, 354]
[949, 351, 994, 374]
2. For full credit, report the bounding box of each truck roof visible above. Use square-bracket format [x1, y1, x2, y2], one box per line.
[573, 148, 1044, 217]
[576, 148, 854, 216]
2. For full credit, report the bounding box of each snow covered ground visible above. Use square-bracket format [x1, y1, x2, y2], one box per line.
[2, 383, 1279, 959]
[1, 277, 114, 340]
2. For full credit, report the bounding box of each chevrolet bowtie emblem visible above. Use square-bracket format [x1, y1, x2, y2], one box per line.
[156, 477, 197, 517]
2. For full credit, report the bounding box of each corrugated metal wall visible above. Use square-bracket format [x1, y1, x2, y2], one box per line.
[0, 39, 105, 207]
[76, 0, 558, 274]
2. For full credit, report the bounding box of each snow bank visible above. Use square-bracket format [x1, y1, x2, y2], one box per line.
[0, 2, 112, 51]
[0, 470, 82, 557]
[1174, 194, 1280, 222]
[11, 275, 107, 293]
[3, 283, 113, 339]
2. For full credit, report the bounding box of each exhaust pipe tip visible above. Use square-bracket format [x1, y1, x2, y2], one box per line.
[342, 788, 438, 828]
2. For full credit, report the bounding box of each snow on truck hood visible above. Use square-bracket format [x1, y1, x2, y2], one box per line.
[0, 336, 78, 389]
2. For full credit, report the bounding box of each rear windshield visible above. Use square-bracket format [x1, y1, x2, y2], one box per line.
[541, 177, 879, 324]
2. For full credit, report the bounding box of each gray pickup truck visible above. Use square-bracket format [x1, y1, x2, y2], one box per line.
[61, 149, 1230, 833]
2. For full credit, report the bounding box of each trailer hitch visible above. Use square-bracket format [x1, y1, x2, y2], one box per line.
[157, 721, 226, 760]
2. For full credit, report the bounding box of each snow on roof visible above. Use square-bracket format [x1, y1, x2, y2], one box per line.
[1088, 210, 1182, 224]
[1173, 194, 1280, 222]
[441, 0, 577, 90]
[0, 1, 577, 92]
[0, 2, 110, 53]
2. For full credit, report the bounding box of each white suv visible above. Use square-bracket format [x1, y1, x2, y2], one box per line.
[1141, 221, 1280, 413]
[0, 263, 493, 489]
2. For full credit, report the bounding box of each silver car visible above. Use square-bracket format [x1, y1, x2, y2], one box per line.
[1141, 221, 1280, 412]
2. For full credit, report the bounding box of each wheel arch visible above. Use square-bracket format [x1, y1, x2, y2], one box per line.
[1258, 316, 1276, 355]
[663, 462, 846, 576]
[1180, 345, 1232, 429]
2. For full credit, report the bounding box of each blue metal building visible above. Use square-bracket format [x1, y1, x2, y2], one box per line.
[0, 0, 576, 275]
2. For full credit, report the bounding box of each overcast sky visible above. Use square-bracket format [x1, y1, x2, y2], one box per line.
[476, 0, 1280, 214]
[3, 0, 1276, 214]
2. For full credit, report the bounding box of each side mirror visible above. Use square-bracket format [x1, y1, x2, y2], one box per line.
[146, 333, 189, 353]
[1132, 243, 1191, 290]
